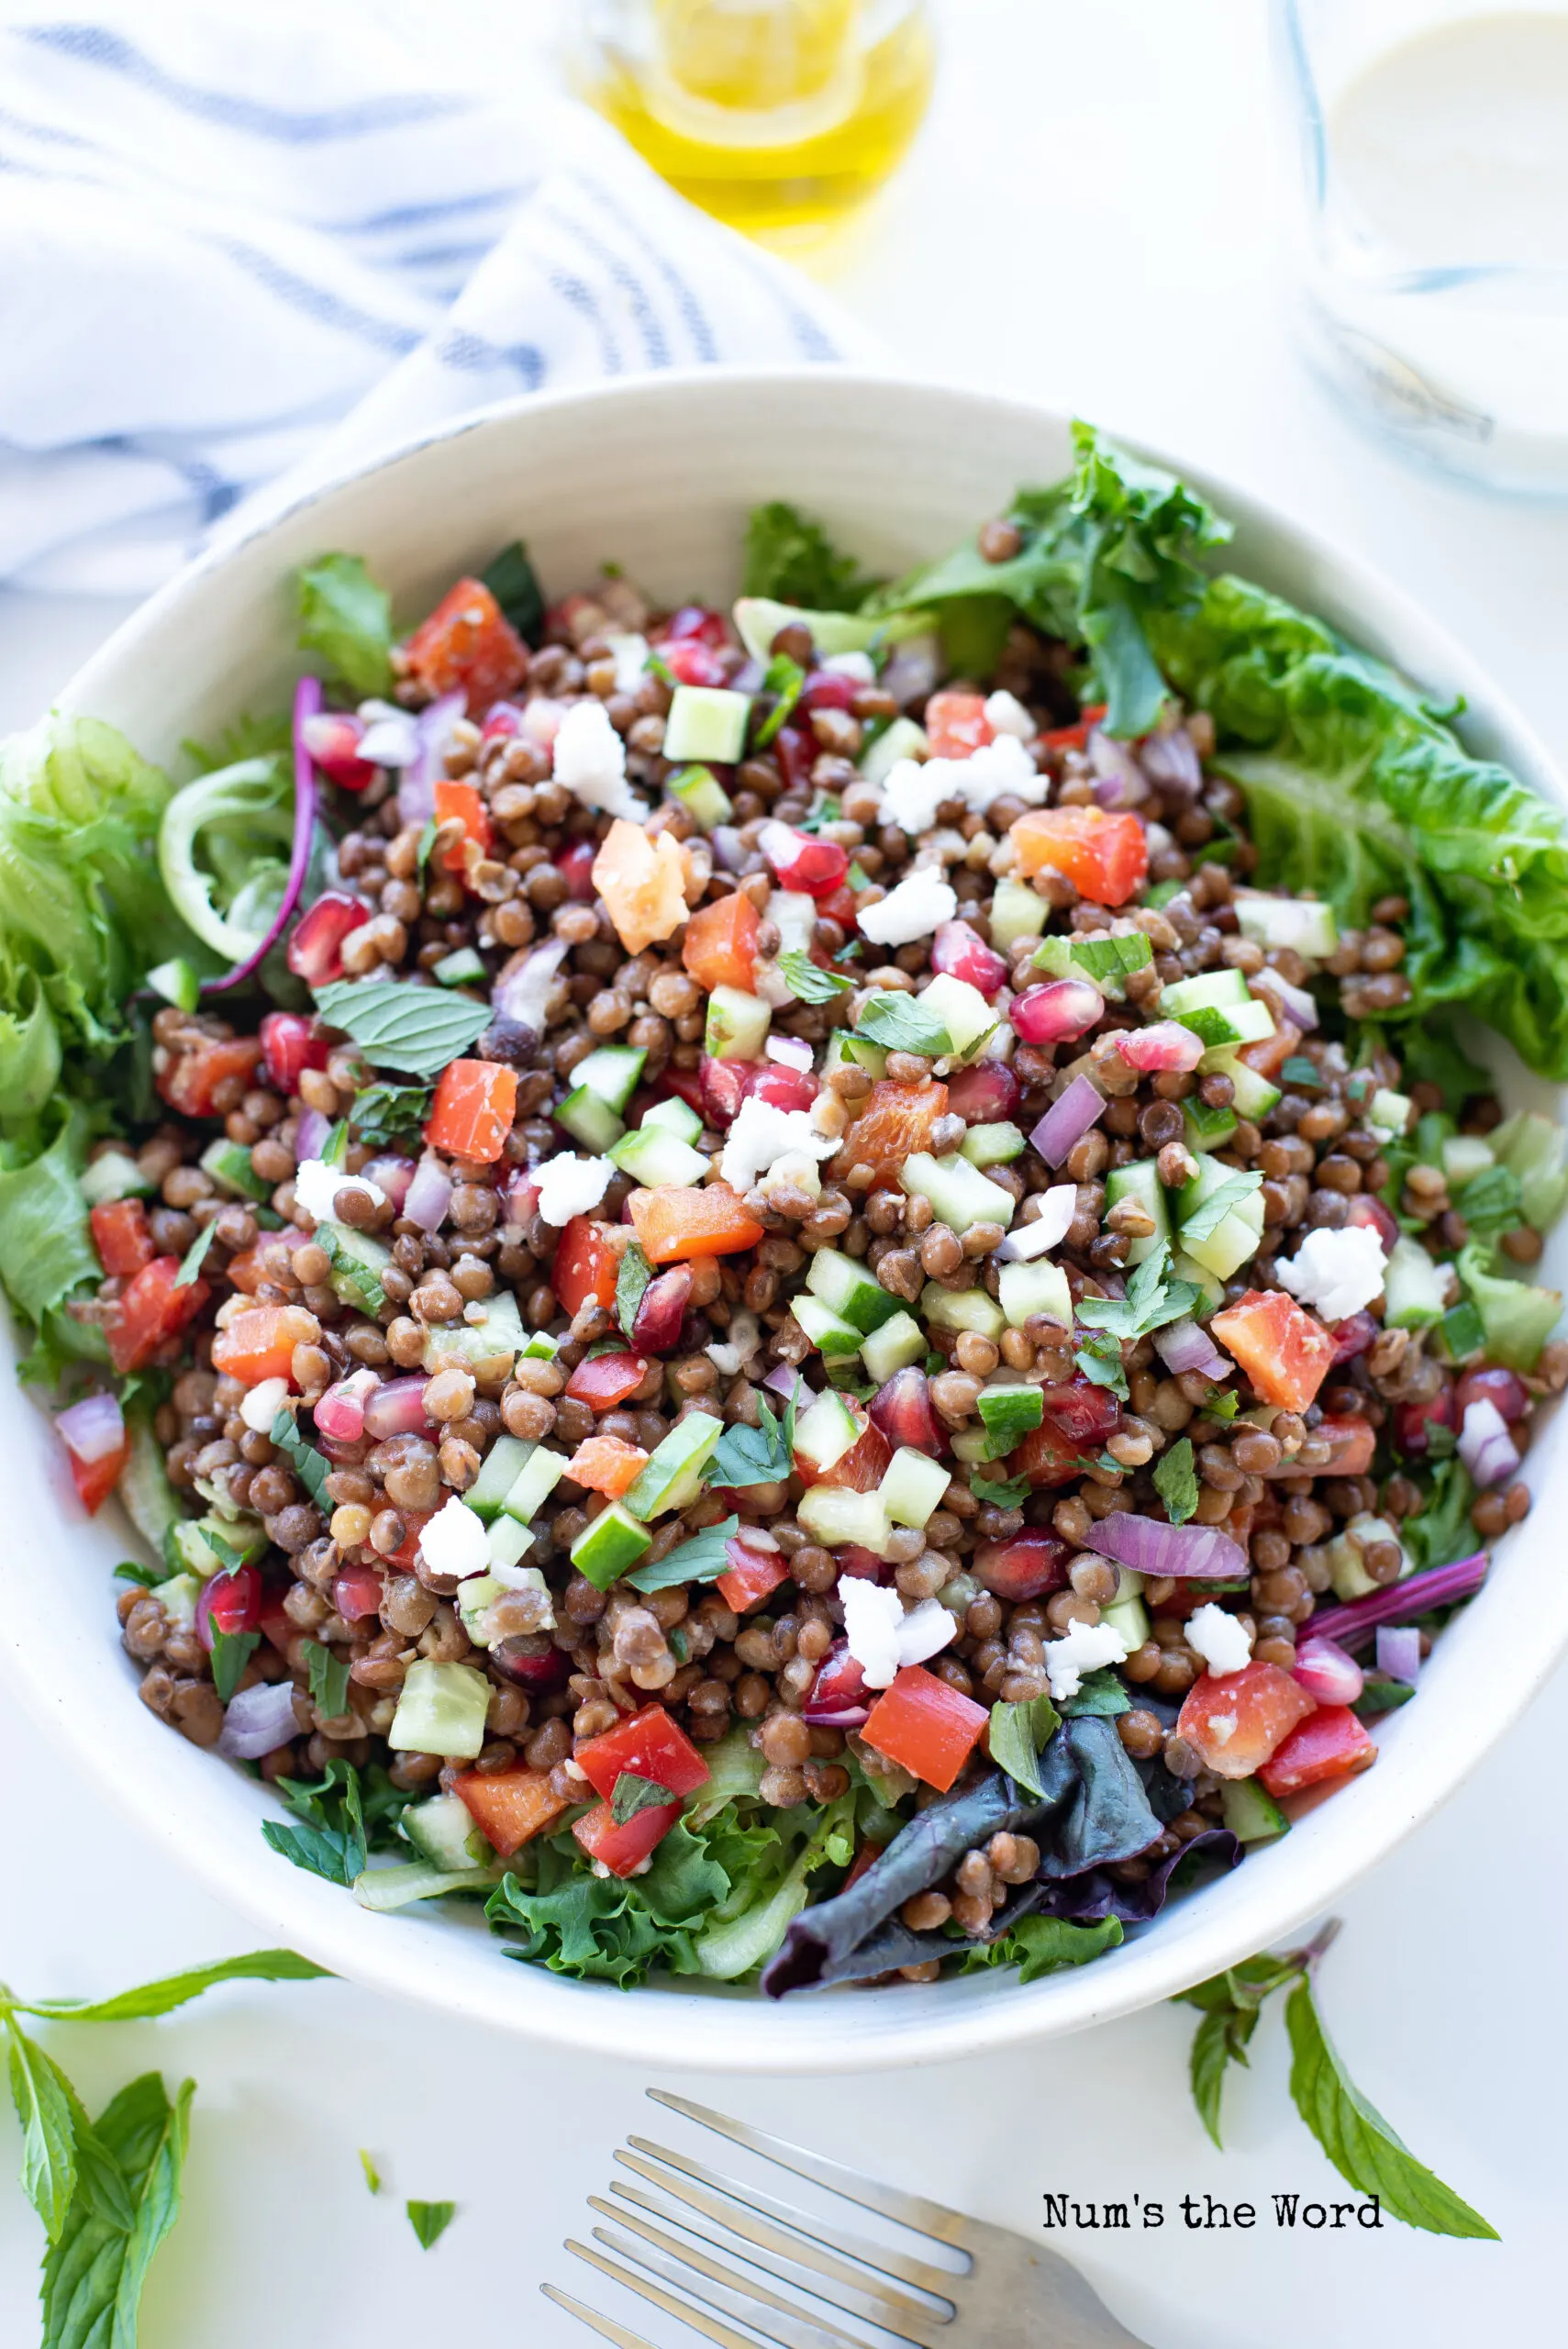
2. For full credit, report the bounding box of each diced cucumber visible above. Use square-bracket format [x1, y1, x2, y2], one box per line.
[388, 1658, 492, 1759]
[1232, 891, 1339, 959]
[860, 1310, 925, 1383]
[949, 1428, 992, 1464]
[1326, 1513, 1407, 1604]
[404, 1791, 493, 1871]
[117, 1418, 182, 1559]
[1369, 1088, 1414, 1142]
[669, 763, 735, 832]
[732, 596, 931, 666]
[570, 1501, 652, 1590]
[433, 946, 486, 988]
[842, 1033, 889, 1078]
[1201, 1045, 1282, 1122]
[663, 685, 751, 764]
[150, 1571, 199, 1630]
[1100, 1591, 1151, 1652]
[793, 1295, 863, 1360]
[1193, 1000, 1276, 1062]
[486, 1517, 537, 1575]
[976, 1382, 1043, 1456]
[1442, 1134, 1496, 1186]
[794, 1389, 862, 1475]
[1173, 1250, 1225, 1308]
[81, 1149, 154, 1206]
[501, 1442, 569, 1527]
[961, 1121, 1027, 1168]
[622, 1413, 722, 1520]
[806, 1245, 903, 1335]
[172, 1514, 262, 1578]
[900, 1151, 1015, 1234]
[705, 985, 772, 1062]
[770, 890, 817, 956]
[997, 1259, 1072, 1330]
[919, 974, 997, 1063]
[988, 877, 1048, 952]
[573, 1044, 648, 1115]
[463, 1434, 533, 1521]
[1184, 1099, 1239, 1154]
[1220, 1779, 1290, 1843]
[921, 1282, 1006, 1341]
[643, 1095, 704, 1145]
[1184, 1199, 1264, 1282]
[555, 1076, 622, 1149]
[200, 1138, 271, 1202]
[1488, 1108, 1568, 1230]
[859, 715, 929, 787]
[796, 1484, 893, 1555]
[878, 1447, 951, 1529]
[424, 1289, 526, 1373]
[1383, 1235, 1446, 1330]
[318, 1221, 392, 1314]
[146, 956, 201, 1013]
[609, 1123, 709, 1186]
[1433, 1299, 1485, 1365]
[1103, 1157, 1170, 1267]
[1460, 1246, 1562, 1373]
[1159, 969, 1251, 1018]
[1031, 933, 1118, 997]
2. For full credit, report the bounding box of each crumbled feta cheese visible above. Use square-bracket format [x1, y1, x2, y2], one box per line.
[719, 1096, 836, 1196]
[535, 1152, 613, 1227]
[821, 651, 877, 683]
[550, 697, 644, 818]
[759, 1151, 823, 1205]
[1184, 1603, 1253, 1679]
[896, 1598, 959, 1669]
[605, 632, 650, 694]
[1042, 1618, 1132, 1702]
[706, 1308, 762, 1378]
[879, 757, 949, 838]
[984, 689, 1035, 740]
[998, 1183, 1077, 1261]
[877, 732, 1046, 841]
[857, 867, 959, 948]
[293, 1158, 387, 1224]
[1276, 1223, 1386, 1323]
[239, 1376, 289, 1433]
[417, 1495, 490, 1582]
[840, 1577, 904, 1689]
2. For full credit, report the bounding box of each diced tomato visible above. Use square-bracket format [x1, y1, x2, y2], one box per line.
[260, 1011, 332, 1095]
[830, 1079, 950, 1185]
[566, 1436, 650, 1498]
[1177, 1660, 1318, 1780]
[575, 1703, 711, 1804]
[454, 1765, 570, 1858]
[1010, 806, 1148, 906]
[1238, 1019, 1303, 1085]
[1258, 1705, 1377, 1800]
[1040, 703, 1107, 754]
[573, 1797, 681, 1877]
[424, 1058, 517, 1163]
[557, 838, 599, 901]
[210, 1303, 322, 1387]
[333, 1562, 385, 1621]
[90, 1198, 153, 1278]
[564, 1352, 648, 1408]
[105, 1257, 209, 1375]
[593, 818, 689, 955]
[404, 576, 528, 716]
[259, 1594, 295, 1654]
[1011, 1419, 1093, 1487]
[1211, 1288, 1337, 1415]
[70, 1440, 130, 1516]
[433, 777, 493, 875]
[1311, 1414, 1377, 1475]
[156, 1036, 264, 1119]
[224, 1236, 295, 1297]
[682, 891, 761, 994]
[925, 690, 993, 761]
[861, 1664, 989, 1792]
[628, 1183, 765, 1264]
[716, 1535, 791, 1614]
[287, 892, 373, 987]
[551, 1217, 620, 1317]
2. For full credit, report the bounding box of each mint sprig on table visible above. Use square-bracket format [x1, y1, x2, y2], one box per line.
[1176, 1921, 1496, 2239]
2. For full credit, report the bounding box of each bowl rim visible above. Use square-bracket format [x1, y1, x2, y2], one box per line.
[10, 362, 1565, 2073]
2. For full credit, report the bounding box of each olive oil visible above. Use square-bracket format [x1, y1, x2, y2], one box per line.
[579, 0, 934, 238]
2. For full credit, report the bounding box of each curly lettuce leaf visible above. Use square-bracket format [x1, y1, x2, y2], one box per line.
[742, 502, 877, 611]
[295, 553, 394, 698]
[0, 1106, 98, 1330]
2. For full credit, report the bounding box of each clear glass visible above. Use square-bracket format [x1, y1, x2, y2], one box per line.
[570, 0, 935, 239]
[1276, 1, 1568, 492]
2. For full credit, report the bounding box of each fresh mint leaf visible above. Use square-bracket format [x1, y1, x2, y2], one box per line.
[1180, 1169, 1263, 1247]
[6, 2023, 81, 2242]
[208, 1628, 259, 1706]
[360, 2148, 383, 2195]
[1202, 1388, 1240, 1422]
[625, 1515, 742, 1594]
[314, 978, 492, 1081]
[172, 1219, 217, 1289]
[1075, 1332, 1129, 1398]
[316, 1223, 384, 1315]
[1189, 2000, 1264, 2149]
[481, 540, 544, 642]
[754, 652, 806, 750]
[742, 502, 875, 610]
[610, 1771, 675, 1826]
[295, 552, 394, 697]
[1153, 1435, 1199, 1525]
[777, 951, 852, 1005]
[1075, 1241, 1202, 1341]
[616, 1239, 653, 1343]
[970, 1470, 1030, 1508]
[17, 1951, 330, 2026]
[199, 1525, 257, 1576]
[304, 1640, 351, 1722]
[854, 992, 952, 1058]
[270, 1408, 331, 1506]
[1070, 933, 1152, 985]
[986, 1693, 1061, 1799]
[1455, 1163, 1524, 1240]
[406, 2199, 456, 2250]
[350, 1082, 434, 1148]
[706, 1395, 794, 1492]
[1060, 1668, 1130, 1717]
[113, 1561, 161, 1589]
[40, 2071, 193, 2349]
[416, 817, 438, 882]
[261, 1759, 373, 1887]
[1280, 1055, 1323, 1090]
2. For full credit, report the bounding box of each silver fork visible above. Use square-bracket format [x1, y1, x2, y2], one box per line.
[543, 2088, 1153, 2349]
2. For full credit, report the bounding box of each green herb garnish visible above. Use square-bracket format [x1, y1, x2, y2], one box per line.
[295, 552, 394, 697]
[270, 1407, 331, 1506]
[706, 1391, 795, 1492]
[753, 652, 806, 749]
[1180, 1169, 1264, 1247]
[777, 951, 852, 1004]
[406, 2199, 457, 2251]
[304, 1640, 351, 1722]
[742, 501, 876, 609]
[360, 2148, 383, 2195]
[616, 1238, 654, 1343]
[172, 1219, 218, 1289]
[208, 1627, 260, 1706]
[313, 979, 493, 1081]
[625, 1515, 742, 1595]
[1074, 1241, 1202, 1342]
[482, 539, 544, 642]
[350, 1082, 435, 1147]
[1074, 1331, 1129, 1398]
[610, 1772, 675, 1825]
[1152, 1435, 1199, 1524]
[970, 1470, 1030, 1508]
[986, 1693, 1060, 1798]
[854, 991, 953, 1059]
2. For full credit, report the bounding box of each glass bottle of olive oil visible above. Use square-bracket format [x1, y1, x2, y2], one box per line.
[573, 0, 935, 238]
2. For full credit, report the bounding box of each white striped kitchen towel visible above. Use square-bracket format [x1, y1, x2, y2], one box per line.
[0, 3, 867, 596]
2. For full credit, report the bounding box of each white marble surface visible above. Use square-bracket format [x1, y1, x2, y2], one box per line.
[2, 4, 1562, 2341]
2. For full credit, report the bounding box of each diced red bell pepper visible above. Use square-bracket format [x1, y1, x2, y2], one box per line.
[90, 1197, 153, 1279]
[259, 1011, 332, 1095]
[573, 1797, 682, 1877]
[433, 776, 493, 875]
[156, 1036, 264, 1119]
[628, 1184, 766, 1264]
[1258, 1705, 1377, 1800]
[454, 1765, 570, 1858]
[1211, 1288, 1337, 1415]
[683, 891, 760, 995]
[575, 1703, 711, 1805]
[105, 1256, 210, 1375]
[69, 1439, 130, 1516]
[1238, 1019, 1304, 1085]
[861, 1664, 989, 1792]
[550, 1216, 620, 1317]
[1176, 1660, 1318, 1780]
[565, 1436, 650, 1499]
[1040, 703, 1107, 754]
[564, 1352, 648, 1408]
[424, 1058, 517, 1163]
[830, 1079, 950, 1185]
[924, 691, 993, 761]
[716, 1536, 791, 1614]
[210, 1303, 322, 1386]
[404, 576, 528, 717]
[1010, 806, 1148, 907]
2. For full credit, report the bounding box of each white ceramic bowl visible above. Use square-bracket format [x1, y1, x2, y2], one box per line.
[6, 370, 1564, 2073]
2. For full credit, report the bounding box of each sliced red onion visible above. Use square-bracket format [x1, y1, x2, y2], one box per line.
[1252, 967, 1318, 1033]
[355, 707, 419, 767]
[314, 1367, 380, 1445]
[1155, 1318, 1232, 1379]
[766, 1035, 814, 1072]
[396, 688, 465, 826]
[1138, 726, 1203, 800]
[712, 825, 747, 874]
[200, 674, 320, 997]
[798, 1700, 873, 1729]
[1458, 1397, 1520, 1488]
[1080, 1512, 1249, 1581]
[880, 632, 940, 708]
[1307, 1552, 1490, 1650]
[1115, 1021, 1205, 1074]
[491, 935, 570, 1039]
[997, 1183, 1077, 1261]
[1293, 1635, 1363, 1707]
[217, 1678, 301, 1760]
[361, 1153, 416, 1211]
[1089, 729, 1149, 808]
[294, 1107, 332, 1164]
[56, 1389, 126, 1464]
[1375, 1624, 1422, 1686]
[404, 1153, 453, 1234]
[1031, 1074, 1106, 1168]
[361, 1375, 437, 1442]
[763, 1364, 810, 1411]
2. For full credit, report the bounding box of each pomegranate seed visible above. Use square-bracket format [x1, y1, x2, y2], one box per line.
[1293, 1635, 1364, 1707]
[1455, 1364, 1529, 1424]
[1116, 1021, 1206, 1074]
[1395, 1387, 1454, 1456]
[760, 821, 850, 899]
[945, 1061, 1021, 1121]
[817, 884, 858, 930]
[772, 721, 816, 796]
[1328, 1309, 1378, 1364]
[972, 1531, 1069, 1602]
[931, 920, 1007, 997]
[663, 605, 728, 649]
[869, 1366, 942, 1454]
[802, 1641, 872, 1725]
[800, 669, 856, 712]
[698, 1055, 753, 1129]
[744, 1063, 818, 1114]
[632, 1265, 693, 1353]
[481, 702, 523, 742]
[333, 1563, 385, 1622]
[557, 839, 598, 901]
[491, 1640, 573, 1696]
[299, 711, 379, 791]
[658, 637, 728, 688]
[1039, 1374, 1121, 1445]
[287, 891, 372, 985]
[1011, 979, 1103, 1046]
[1343, 1194, 1399, 1253]
[259, 1011, 331, 1095]
[196, 1564, 262, 1647]
[833, 1547, 890, 1585]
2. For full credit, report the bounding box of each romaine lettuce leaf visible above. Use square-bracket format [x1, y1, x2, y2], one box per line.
[295, 553, 394, 698]
[0, 1106, 98, 1328]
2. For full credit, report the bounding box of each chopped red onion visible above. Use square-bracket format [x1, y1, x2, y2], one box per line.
[294, 1107, 332, 1164]
[1252, 967, 1318, 1032]
[880, 632, 940, 708]
[504, 1168, 540, 1226]
[1154, 1318, 1231, 1380]
[1458, 1397, 1520, 1489]
[217, 1679, 301, 1761]
[763, 1364, 810, 1410]
[404, 1153, 453, 1234]
[56, 1389, 126, 1464]
[491, 936, 569, 1041]
[201, 674, 321, 996]
[1376, 1624, 1422, 1686]
[1307, 1552, 1489, 1649]
[314, 1367, 380, 1445]
[711, 824, 747, 874]
[1031, 1074, 1106, 1168]
[1089, 729, 1149, 808]
[766, 1035, 814, 1071]
[361, 1375, 438, 1442]
[396, 688, 465, 826]
[1115, 1021, 1205, 1074]
[355, 708, 419, 767]
[1138, 726, 1203, 800]
[997, 1183, 1077, 1262]
[1080, 1512, 1249, 1580]
[361, 1153, 416, 1211]
[1292, 1634, 1363, 1706]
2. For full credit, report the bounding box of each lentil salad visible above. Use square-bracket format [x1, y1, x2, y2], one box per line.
[6, 426, 1568, 1996]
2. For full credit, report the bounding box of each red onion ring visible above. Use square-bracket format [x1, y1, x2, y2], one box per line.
[200, 674, 321, 996]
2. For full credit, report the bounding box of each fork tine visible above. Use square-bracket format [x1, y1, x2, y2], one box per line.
[646, 2093, 973, 2253]
[539, 2281, 658, 2348]
[594, 2193, 939, 2345]
[589, 2220, 874, 2349]
[562, 2239, 759, 2349]
[619, 2140, 959, 2300]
